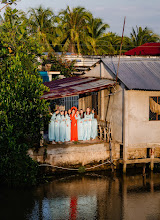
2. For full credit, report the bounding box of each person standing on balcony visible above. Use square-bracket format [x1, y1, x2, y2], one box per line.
[65, 110, 71, 142]
[48, 110, 56, 143]
[78, 109, 84, 141]
[70, 107, 78, 141]
[91, 109, 98, 140]
[54, 110, 61, 142]
[59, 110, 66, 143]
[84, 107, 92, 140]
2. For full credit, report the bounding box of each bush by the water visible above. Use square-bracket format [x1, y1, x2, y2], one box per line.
[0, 8, 50, 187]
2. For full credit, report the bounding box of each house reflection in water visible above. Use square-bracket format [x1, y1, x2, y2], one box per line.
[25, 173, 160, 220]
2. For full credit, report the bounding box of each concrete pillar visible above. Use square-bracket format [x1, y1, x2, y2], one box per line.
[123, 89, 128, 173]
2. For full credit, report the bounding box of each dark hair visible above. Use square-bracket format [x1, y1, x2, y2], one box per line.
[86, 107, 91, 115]
[93, 110, 97, 118]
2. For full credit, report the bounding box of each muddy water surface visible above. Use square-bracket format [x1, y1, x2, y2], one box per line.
[0, 173, 160, 220]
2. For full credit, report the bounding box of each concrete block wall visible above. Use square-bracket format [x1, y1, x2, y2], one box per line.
[28, 142, 120, 168]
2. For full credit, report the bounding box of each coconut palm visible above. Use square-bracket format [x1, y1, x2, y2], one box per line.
[130, 26, 160, 47]
[58, 6, 90, 54]
[28, 6, 56, 51]
[85, 16, 109, 55]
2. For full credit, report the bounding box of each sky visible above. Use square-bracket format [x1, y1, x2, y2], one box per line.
[3, 0, 160, 36]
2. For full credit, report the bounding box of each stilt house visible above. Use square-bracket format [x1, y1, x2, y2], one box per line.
[41, 57, 160, 172]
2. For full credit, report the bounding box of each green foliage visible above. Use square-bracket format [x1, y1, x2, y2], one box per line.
[78, 166, 86, 173]
[0, 8, 50, 187]
[84, 16, 110, 55]
[26, 5, 160, 55]
[130, 26, 160, 47]
[58, 6, 90, 54]
[1, 0, 17, 4]
[28, 5, 56, 52]
[43, 53, 76, 78]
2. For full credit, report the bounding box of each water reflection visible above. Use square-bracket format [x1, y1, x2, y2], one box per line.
[1, 173, 160, 220]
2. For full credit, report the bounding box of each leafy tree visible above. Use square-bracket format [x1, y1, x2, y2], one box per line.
[0, 8, 50, 187]
[59, 6, 90, 54]
[28, 5, 56, 52]
[42, 53, 76, 78]
[0, 7, 42, 72]
[130, 26, 160, 47]
[85, 16, 109, 55]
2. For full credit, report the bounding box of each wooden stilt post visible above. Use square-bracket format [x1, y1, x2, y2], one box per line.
[150, 171, 154, 193]
[108, 124, 114, 172]
[143, 164, 146, 176]
[123, 161, 127, 173]
[99, 126, 102, 140]
[104, 128, 106, 141]
[150, 148, 154, 171]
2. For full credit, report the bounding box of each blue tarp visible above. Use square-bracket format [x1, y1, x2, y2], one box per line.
[39, 71, 49, 82]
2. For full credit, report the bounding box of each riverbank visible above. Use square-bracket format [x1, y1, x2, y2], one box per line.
[29, 140, 120, 173]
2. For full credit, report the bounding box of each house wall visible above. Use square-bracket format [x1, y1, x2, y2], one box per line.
[124, 90, 160, 148]
[84, 62, 115, 80]
[79, 93, 92, 111]
[106, 85, 123, 143]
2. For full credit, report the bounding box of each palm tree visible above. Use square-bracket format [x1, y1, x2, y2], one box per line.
[85, 15, 109, 55]
[58, 6, 90, 54]
[100, 32, 121, 55]
[130, 26, 160, 47]
[28, 6, 55, 51]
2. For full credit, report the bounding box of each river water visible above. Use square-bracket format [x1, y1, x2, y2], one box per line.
[1, 172, 160, 220]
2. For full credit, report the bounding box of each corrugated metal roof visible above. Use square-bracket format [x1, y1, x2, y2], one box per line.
[102, 57, 160, 90]
[41, 76, 114, 100]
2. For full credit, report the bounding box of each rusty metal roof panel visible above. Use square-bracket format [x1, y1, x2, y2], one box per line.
[42, 77, 114, 100]
[102, 58, 160, 90]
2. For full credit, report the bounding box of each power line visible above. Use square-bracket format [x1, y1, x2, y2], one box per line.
[44, 44, 160, 48]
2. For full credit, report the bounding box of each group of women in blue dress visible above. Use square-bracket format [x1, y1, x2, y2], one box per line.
[48, 107, 97, 143]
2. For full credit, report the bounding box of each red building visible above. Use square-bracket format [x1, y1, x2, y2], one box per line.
[124, 43, 160, 56]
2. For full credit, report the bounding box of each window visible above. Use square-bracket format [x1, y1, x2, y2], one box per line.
[149, 96, 160, 121]
[64, 96, 79, 110]
[50, 96, 79, 111]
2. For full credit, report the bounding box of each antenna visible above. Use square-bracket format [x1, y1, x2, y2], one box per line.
[116, 16, 126, 82]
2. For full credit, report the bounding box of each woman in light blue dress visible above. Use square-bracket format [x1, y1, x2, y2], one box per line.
[48, 112, 56, 142]
[76, 110, 84, 141]
[65, 111, 71, 142]
[54, 110, 61, 142]
[84, 107, 92, 140]
[59, 111, 66, 143]
[91, 109, 98, 140]
[75, 111, 80, 141]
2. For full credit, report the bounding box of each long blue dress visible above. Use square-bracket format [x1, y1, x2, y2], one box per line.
[91, 113, 98, 139]
[76, 115, 84, 140]
[54, 114, 61, 142]
[60, 115, 66, 142]
[48, 113, 56, 141]
[65, 114, 71, 142]
[84, 113, 92, 140]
